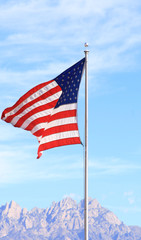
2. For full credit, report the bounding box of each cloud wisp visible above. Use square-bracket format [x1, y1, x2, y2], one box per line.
[0, 137, 141, 184]
[0, 0, 141, 80]
[89, 157, 141, 176]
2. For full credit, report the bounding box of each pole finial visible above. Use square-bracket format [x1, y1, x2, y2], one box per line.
[84, 43, 89, 53]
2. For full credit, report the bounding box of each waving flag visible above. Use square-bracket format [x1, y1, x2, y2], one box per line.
[1, 58, 85, 158]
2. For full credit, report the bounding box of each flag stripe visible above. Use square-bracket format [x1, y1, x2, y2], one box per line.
[1, 80, 53, 120]
[18, 109, 53, 129]
[47, 109, 77, 122]
[31, 118, 78, 139]
[52, 103, 77, 115]
[24, 103, 77, 133]
[5, 86, 61, 124]
[40, 130, 79, 145]
[38, 101, 79, 153]
[32, 127, 47, 138]
[24, 116, 50, 132]
[12, 91, 61, 128]
[31, 116, 77, 134]
[2, 80, 59, 121]
[2, 81, 62, 138]
[19, 101, 58, 129]
[40, 123, 79, 136]
[38, 137, 81, 156]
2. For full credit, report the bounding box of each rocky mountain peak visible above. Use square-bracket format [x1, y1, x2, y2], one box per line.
[0, 202, 9, 216]
[0, 198, 140, 239]
[9, 200, 19, 209]
[20, 207, 28, 217]
[88, 198, 101, 209]
[0, 200, 21, 219]
[59, 197, 77, 210]
[7, 200, 21, 219]
[104, 210, 121, 225]
[78, 197, 101, 210]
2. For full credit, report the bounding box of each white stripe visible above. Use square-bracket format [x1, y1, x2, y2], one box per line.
[31, 116, 77, 134]
[21, 108, 54, 129]
[37, 136, 42, 142]
[40, 131, 79, 144]
[31, 123, 48, 134]
[11, 108, 53, 128]
[10, 91, 62, 126]
[52, 103, 77, 115]
[3, 81, 58, 120]
[31, 103, 77, 134]
[45, 117, 77, 130]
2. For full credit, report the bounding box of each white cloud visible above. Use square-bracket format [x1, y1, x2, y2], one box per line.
[128, 198, 135, 205]
[0, 141, 84, 183]
[107, 205, 141, 214]
[0, 0, 140, 75]
[89, 157, 141, 176]
[124, 191, 133, 197]
[0, 128, 141, 184]
[124, 191, 135, 205]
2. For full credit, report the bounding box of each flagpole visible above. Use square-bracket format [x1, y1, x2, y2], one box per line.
[84, 43, 89, 240]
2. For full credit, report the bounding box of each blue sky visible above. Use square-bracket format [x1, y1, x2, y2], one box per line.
[0, 0, 141, 227]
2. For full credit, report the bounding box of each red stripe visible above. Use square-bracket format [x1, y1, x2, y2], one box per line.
[37, 137, 81, 158]
[42, 123, 78, 136]
[14, 99, 58, 128]
[33, 109, 78, 140]
[48, 109, 77, 122]
[25, 115, 50, 131]
[33, 129, 44, 137]
[2, 85, 61, 123]
[1, 80, 54, 119]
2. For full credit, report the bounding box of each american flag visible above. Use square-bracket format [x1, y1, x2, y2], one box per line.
[1, 58, 85, 158]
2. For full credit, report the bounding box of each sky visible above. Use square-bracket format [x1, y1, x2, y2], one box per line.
[0, 0, 141, 227]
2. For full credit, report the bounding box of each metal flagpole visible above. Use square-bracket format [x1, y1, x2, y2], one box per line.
[84, 43, 89, 240]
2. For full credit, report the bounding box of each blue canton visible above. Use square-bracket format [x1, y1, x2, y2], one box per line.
[55, 58, 85, 108]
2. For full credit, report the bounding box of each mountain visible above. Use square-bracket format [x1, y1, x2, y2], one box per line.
[0, 198, 140, 240]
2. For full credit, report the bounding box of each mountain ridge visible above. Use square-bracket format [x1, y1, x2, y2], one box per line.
[0, 197, 140, 240]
